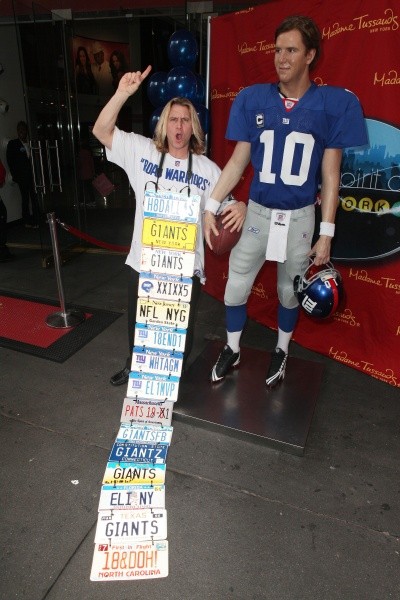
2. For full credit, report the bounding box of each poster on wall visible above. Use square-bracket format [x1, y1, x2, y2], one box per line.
[73, 36, 130, 97]
[207, 0, 400, 387]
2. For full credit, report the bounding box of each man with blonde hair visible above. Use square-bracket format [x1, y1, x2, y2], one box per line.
[93, 66, 241, 385]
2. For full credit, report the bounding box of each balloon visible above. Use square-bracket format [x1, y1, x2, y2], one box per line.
[149, 106, 164, 137]
[147, 71, 169, 107]
[167, 29, 198, 68]
[166, 66, 198, 102]
[194, 74, 205, 105]
[194, 103, 210, 135]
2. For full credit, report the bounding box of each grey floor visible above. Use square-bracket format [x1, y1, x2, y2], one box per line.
[1, 224, 399, 600]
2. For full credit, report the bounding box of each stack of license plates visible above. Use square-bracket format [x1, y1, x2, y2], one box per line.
[90, 191, 201, 582]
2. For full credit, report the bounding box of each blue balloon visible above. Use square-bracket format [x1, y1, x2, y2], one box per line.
[194, 103, 209, 135]
[149, 106, 164, 137]
[147, 71, 169, 108]
[194, 74, 205, 104]
[167, 29, 198, 68]
[166, 66, 198, 102]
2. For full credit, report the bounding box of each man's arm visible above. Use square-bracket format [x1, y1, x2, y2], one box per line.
[92, 66, 152, 150]
[311, 147, 342, 265]
[204, 141, 251, 249]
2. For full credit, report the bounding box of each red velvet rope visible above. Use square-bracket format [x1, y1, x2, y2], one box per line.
[58, 221, 130, 253]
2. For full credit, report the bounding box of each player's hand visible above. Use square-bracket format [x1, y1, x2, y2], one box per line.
[310, 236, 332, 265]
[117, 66, 152, 96]
[220, 201, 247, 232]
[204, 210, 218, 250]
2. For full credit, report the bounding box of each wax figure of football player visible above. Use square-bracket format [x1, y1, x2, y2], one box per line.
[203, 15, 368, 387]
[93, 66, 240, 386]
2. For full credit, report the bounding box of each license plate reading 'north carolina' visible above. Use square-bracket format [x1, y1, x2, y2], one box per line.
[90, 540, 168, 581]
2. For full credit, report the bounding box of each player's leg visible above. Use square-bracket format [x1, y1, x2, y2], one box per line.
[266, 205, 315, 387]
[211, 201, 269, 382]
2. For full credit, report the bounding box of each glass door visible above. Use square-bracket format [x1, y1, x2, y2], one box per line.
[13, 1, 82, 265]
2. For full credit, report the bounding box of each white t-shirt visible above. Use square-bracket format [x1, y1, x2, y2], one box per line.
[106, 127, 224, 278]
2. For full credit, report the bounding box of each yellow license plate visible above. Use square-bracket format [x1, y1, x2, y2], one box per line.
[142, 218, 197, 251]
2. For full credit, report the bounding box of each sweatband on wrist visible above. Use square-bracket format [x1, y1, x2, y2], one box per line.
[319, 221, 335, 237]
[205, 197, 221, 215]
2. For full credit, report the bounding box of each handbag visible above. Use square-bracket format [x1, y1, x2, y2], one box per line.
[92, 173, 115, 197]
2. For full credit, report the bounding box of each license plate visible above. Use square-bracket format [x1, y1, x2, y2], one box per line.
[138, 272, 193, 302]
[127, 372, 180, 402]
[102, 462, 166, 485]
[131, 347, 184, 377]
[142, 218, 197, 251]
[140, 246, 195, 276]
[116, 423, 174, 444]
[120, 398, 173, 426]
[134, 323, 186, 353]
[109, 441, 169, 464]
[144, 190, 200, 223]
[136, 298, 190, 328]
[94, 509, 167, 544]
[90, 540, 168, 581]
[98, 484, 165, 511]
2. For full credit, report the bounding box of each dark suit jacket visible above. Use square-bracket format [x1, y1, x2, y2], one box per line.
[6, 138, 32, 184]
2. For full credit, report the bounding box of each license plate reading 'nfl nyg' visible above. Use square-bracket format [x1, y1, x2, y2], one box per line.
[131, 347, 184, 377]
[134, 323, 186, 353]
[98, 484, 166, 511]
[138, 272, 193, 302]
[143, 190, 200, 223]
[94, 509, 167, 544]
[120, 398, 174, 426]
[142, 218, 197, 251]
[140, 246, 195, 276]
[127, 372, 180, 402]
[136, 298, 190, 328]
[90, 539, 168, 581]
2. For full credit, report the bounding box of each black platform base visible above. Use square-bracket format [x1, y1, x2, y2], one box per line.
[175, 341, 324, 456]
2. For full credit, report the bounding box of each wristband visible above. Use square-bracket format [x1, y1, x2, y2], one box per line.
[319, 221, 335, 237]
[205, 197, 221, 215]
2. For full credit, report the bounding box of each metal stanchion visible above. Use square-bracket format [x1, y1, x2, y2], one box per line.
[45, 212, 85, 329]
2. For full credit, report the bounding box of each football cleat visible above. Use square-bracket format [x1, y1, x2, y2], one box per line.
[266, 348, 287, 387]
[210, 345, 240, 382]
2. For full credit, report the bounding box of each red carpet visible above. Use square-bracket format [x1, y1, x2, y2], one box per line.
[0, 291, 122, 362]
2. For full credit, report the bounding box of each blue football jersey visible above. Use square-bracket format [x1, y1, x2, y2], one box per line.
[226, 82, 368, 210]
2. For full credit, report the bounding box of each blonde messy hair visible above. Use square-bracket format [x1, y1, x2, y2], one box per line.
[153, 97, 205, 155]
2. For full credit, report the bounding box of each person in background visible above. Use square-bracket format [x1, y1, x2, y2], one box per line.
[0, 159, 13, 262]
[92, 66, 241, 386]
[6, 121, 40, 229]
[204, 14, 368, 387]
[109, 50, 129, 91]
[91, 41, 113, 97]
[75, 46, 97, 95]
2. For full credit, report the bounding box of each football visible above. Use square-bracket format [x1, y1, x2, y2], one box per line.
[210, 214, 242, 256]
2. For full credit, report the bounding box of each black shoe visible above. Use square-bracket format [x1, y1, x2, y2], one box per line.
[210, 345, 240, 382]
[110, 366, 130, 386]
[266, 348, 287, 387]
